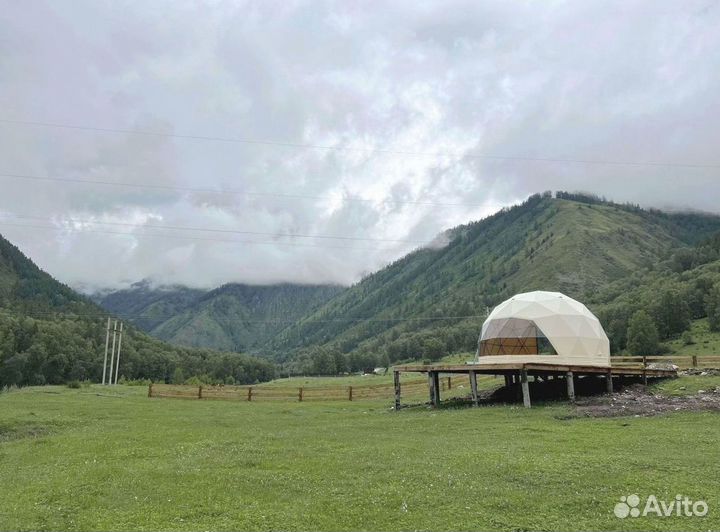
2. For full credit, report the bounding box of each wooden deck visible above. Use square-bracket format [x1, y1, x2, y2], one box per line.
[391, 362, 678, 410]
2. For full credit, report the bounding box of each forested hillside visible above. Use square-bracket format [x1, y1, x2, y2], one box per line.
[0, 235, 275, 387]
[268, 193, 720, 373]
[95, 282, 344, 352]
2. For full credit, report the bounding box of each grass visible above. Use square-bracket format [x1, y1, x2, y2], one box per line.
[652, 375, 720, 396]
[665, 318, 720, 356]
[1, 381, 719, 531]
[264, 353, 478, 388]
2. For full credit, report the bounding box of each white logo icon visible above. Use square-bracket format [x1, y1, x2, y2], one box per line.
[614, 494, 641, 518]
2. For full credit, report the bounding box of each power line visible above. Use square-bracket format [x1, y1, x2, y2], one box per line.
[0, 213, 432, 244]
[0, 221, 412, 251]
[0, 172, 489, 208]
[0, 307, 487, 324]
[1, 117, 718, 169]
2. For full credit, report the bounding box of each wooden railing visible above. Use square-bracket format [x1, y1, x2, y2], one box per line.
[610, 355, 720, 369]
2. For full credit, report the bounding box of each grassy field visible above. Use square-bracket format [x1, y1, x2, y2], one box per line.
[1, 378, 719, 532]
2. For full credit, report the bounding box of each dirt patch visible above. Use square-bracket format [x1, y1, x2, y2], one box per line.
[573, 384, 720, 418]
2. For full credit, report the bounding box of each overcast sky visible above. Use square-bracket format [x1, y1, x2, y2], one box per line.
[1, 1, 719, 291]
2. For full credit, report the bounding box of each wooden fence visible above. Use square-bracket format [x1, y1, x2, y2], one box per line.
[610, 355, 720, 369]
[148, 355, 720, 403]
[148, 374, 492, 403]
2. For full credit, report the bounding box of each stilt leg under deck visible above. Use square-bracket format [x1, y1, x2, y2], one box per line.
[427, 371, 440, 407]
[427, 372, 435, 406]
[520, 368, 531, 408]
[469, 370, 479, 407]
[566, 371, 575, 403]
[606, 369, 614, 393]
[393, 370, 401, 410]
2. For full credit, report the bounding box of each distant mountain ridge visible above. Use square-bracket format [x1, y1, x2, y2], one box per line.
[94, 282, 345, 353]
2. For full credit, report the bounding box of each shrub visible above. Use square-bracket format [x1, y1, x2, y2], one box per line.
[66, 380, 81, 389]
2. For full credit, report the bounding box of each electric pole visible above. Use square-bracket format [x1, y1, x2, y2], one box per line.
[114, 322, 123, 385]
[101, 317, 111, 384]
[108, 320, 118, 385]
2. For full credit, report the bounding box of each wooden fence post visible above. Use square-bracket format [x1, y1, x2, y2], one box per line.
[247, 387, 253, 401]
[198, 385, 203, 399]
[348, 386, 353, 401]
[692, 355, 698, 368]
[148, 383, 153, 398]
[298, 387, 303, 402]
[447, 376, 452, 390]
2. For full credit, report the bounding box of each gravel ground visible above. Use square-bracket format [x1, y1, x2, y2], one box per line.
[573, 383, 720, 417]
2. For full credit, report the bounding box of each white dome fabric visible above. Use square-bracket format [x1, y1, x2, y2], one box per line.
[477, 291, 610, 367]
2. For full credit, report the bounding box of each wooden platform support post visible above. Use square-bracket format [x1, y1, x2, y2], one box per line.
[247, 387, 253, 401]
[504, 374, 511, 388]
[606, 370, 613, 394]
[298, 387, 303, 402]
[393, 371, 400, 410]
[520, 368, 531, 408]
[692, 355, 698, 368]
[469, 370, 479, 407]
[566, 371, 575, 403]
[348, 385, 353, 402]
[427, 371, 440, 407]
[427, 372, 435, 406]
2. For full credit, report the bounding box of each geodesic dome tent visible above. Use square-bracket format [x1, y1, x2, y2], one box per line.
[476, 291, 610, 367]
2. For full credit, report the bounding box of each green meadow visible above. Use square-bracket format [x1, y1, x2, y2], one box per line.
[0, 378, 718, 532]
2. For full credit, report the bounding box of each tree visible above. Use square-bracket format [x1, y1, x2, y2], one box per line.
[627, 310, 660, 356]
[311, 350, 336, 375]
[650, 289, 690, 339]
[171, 367, 186, 384]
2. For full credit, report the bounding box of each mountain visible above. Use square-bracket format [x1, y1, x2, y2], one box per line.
[87, 191, 720, 375]
[268, 192, 720, 371]
[0, 234, 275, 387]
[94, 282, 344, 353]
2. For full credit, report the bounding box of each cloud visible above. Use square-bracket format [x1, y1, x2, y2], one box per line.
[0, 0, 718, 290]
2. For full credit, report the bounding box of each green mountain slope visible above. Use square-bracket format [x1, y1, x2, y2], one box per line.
[269, 193, 720, 370]
[0, 234, 275, 387]
[95, 283, 344, 352]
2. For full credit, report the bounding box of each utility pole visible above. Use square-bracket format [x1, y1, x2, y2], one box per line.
[101, 317, 111, 385]
[108, 320, 118, 385]
[114, 322, 123, 385]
